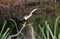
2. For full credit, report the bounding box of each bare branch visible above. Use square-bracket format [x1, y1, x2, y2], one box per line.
[7, 23, 33, 39]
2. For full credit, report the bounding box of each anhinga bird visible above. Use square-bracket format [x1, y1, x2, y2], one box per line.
[19, 8, 38, 27]
[7, 8, 38, 39]
[11, 8, 38, 30]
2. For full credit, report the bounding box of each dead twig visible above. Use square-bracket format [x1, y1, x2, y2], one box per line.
[7, 23, 33, 39]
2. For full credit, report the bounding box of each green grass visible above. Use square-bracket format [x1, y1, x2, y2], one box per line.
[0, 14, 60, 39]
[0, 15, 60, 39]
[27, 16, 60, 39]
[0, 20, 10, 39]
[0, 2, 60, 39]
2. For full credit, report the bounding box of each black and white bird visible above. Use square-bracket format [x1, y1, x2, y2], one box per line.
[7, 8, 38, 39]
[11, 8, 38, 30]
[21, 8, 38, 26]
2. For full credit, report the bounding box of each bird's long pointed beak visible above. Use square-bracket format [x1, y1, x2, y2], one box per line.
[24, 8, 38, 20]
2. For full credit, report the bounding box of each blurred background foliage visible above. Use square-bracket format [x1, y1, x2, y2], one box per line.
[0, 0, 60, 39]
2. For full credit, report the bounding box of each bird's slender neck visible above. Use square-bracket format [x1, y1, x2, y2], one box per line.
[24, 8, 38, 20]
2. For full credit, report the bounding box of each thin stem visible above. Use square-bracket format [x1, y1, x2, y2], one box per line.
[8, 19, 18, 32]
[7, 26, 25, 39]
[0, 20, 7, 37]
[7, 23, 33, 39]
[39, 25, 47, 39]
[45, 21, 54, 39]
[54, 16, 60, 38]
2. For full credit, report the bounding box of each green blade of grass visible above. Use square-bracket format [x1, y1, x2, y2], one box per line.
[0, 20, 7, 37]
[4, 32, 10, 39]
[1, 28, 10, 39]
[45, 21, 54, 39]
[29, 24, 35, 39]
[46, 25, 49, 39]
[39, 25, 47, 39]
[54, 16, 60, 38]
[8, 19, 18, 32]
[58, 33, 60, 39]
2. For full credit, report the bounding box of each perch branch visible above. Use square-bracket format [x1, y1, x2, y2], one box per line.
[7, 26, 25, 39]
[7, 23, 33, 39]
